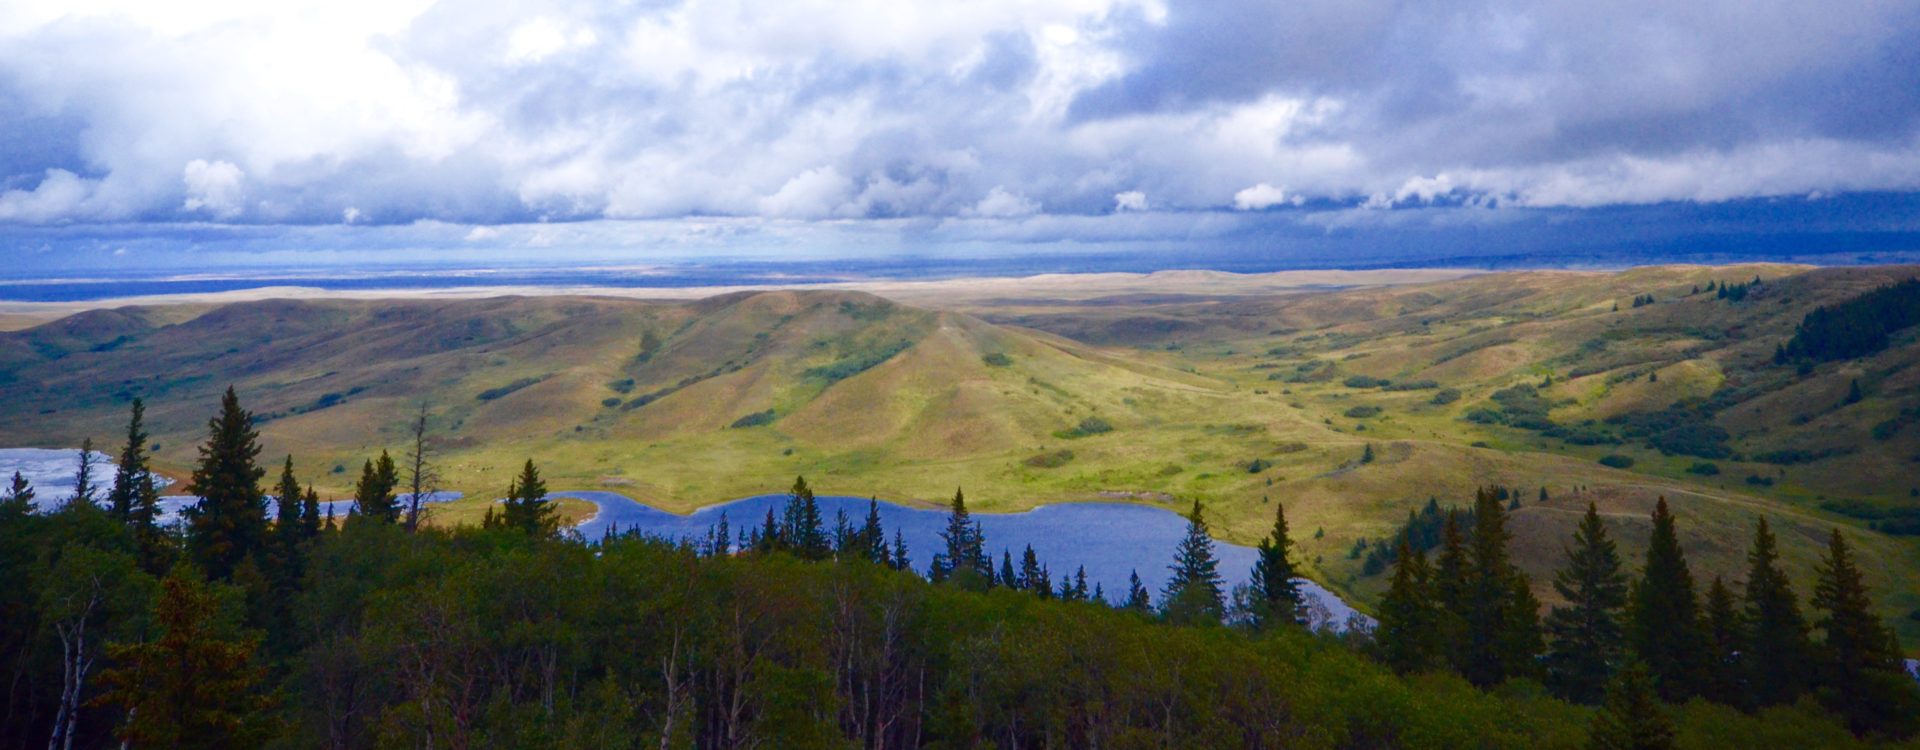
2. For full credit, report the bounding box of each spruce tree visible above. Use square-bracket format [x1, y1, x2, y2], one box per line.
[999, 551, 1018, 589]
[1019, 545, 1049, 597]
[1629, 497, 1707, 701]
[267, 456, 307, 596]
[1070, 567, 1089, 602]
[1588, 662, 1675, 750]
[106, 398, 151, 522]
[1545, 503, 1629, 704]
[780, 476, 829, 560]
[349, 451, 400, 524]
[185, 387, 270, 582]
[1125, 570, 1152, 612]
[1701, 576, 1746, 706]
[1376, 540, 1441, 674]
[0, 471, 32, 516]
[1434, 510, 1471, 671]
[1162, 500, 1225, 625]
[1460, 488, 1539, 686]
[889, 531, 910, 571]
[936, 487, 987, 585]
[96, 565, 272, 747]
[859, 499, 887, 564]
[498, 459, 559, 537]
[299, 487, 322, 541]
[1249, 502, 1306, 628]
[1809, 528, 1917, 735]
[69, 437, 100, 508]
[1742, 517, 1812, 707]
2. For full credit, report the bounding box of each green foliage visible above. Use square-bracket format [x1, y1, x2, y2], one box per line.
[476, 376, 544, 401]
[1784, 277, 1920, 363]
[1162, 500, 1225, 625]
[1346, 404, 1383, 418]
[1685, 462, 1720, 476]
[803, 339, 912, 383]
[1631, 498, 1709, 702]
[1598, 454, 1635, 469]
[1053, 415, 1114, 439]
[1459, 487, 1542, 687]
[349, 451, 399, 524]
[1248, 503, 1305, 629]
[1589, 662, 1674, 750]
[1344, 374, 1392, 388]
[1376, 541, 1442, 674]
[729, 409, 778, 428]
[980, 352, 1013, 367]
[1022, 449, 1075, 468]
[1545, 503, 1629, 704]
[491, 459, 559, 538]
[1809, 529, 1920, 737]
[186, 387, 270, 582]
[1432, 387, 1462, 405]
[1743, 518, 1814, 707]
[97, 565, 270, 748]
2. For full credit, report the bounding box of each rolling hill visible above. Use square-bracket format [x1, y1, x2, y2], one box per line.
[2, 266, 1918, 645]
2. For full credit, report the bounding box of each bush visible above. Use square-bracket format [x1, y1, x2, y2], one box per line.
[601, 397, 622, 408]
[1598, 454, 1635, 469]
[729, 409, 777, 428]
[1023, 449, 1074, 468]
[1383, 379, 1439, 391]
[1431, 388, 1461, 405]
[1054, 416, 1114, 439]
[1686, 462, 1721, 476]
[1246, 458, 1272, 474]
[1746, 474, 1776, 487]
[981, 352, 1013, 367]
[1343, 375, 1391, 388]
[1345, 405, 1382, 419]
[477, 377, 544, 401]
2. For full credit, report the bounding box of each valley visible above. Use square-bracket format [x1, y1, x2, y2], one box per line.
[3, 264, 1918, 645]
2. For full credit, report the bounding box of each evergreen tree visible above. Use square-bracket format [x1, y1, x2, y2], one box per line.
[1361, 443, 1375, 464]
[936, 487, 988, 585]
[756, 507, 781, 553]
[780, 476, 829, 560]
[1701, 576, 1746, 706]
[1018, 545, 1050, 597]
[496, 459, 559, 537]
[709, 512, 732, 557]
[0, 471, 32, 516]
[999, 551, 1018, 589]
[1433, 510, 1471, 670]
[1545, 503, 1629, 704]
[269, 456, 306, 593]
[69, 437, 99, 508]
[185, 387, 270, 582]
[299, 487, 322, 541]
[1249, 502, 1306, 628]
[1460, 487, 1540, 686]
[1071, 567, 1089, 601]
[858, 498, 887, 564]
[1375, 540, 1441, 674]
[1629, 498, 1707, 701]
[106, 398, 151, 522]
[1162, 500, 1225, 625]
[1742, 517, 1813, 707]
[889, 531, 910, 571]
[96, 565, 272, 748]
[1124, 570, 1152, 613]
[1809, 528, 1918, 736]
[1587, 662, 1675, 750]
[349, 451, 400, 524]
[1844, 379, 1863, 405]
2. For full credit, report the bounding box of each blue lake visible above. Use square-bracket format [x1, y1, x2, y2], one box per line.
[559, 491, 1368, 630]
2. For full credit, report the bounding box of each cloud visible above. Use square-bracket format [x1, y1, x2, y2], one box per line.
[968, 186, 1040, 217]
[0, 0, 1914, 240]
[1232, 183, 1297, 210]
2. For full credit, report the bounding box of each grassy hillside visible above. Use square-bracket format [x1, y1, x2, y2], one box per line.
[3, 267, 1918, 646]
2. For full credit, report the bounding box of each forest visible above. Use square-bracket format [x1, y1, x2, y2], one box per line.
[3, 388, 1917, 749]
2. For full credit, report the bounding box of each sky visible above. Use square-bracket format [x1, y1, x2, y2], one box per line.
[2, 0, 1920, 276]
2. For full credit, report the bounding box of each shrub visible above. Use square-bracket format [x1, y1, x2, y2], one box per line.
[1343, 375, 1390, 388]
[981, 352, 1013, 367]
[1431, 388, 1462, 405]
[1246, 458, 1272, 474]
[1598, 454, 1635, 469]
[1344, 405, 1382, 419]
[477, 377, 544, 401]
[729, 409, 777, 428]
[600, 397, 621, 408]
[1054, 416, 1114, 439]
[1023, 449, 1074, 468]
[1686, 462, 1721, 476]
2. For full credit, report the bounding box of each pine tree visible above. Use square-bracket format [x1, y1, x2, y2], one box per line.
[1433, 510, 1471, 670]
[1844, 379, 1863, 405]
[299, 487, 322, 541]
[780, 476, 830, 561]
[1249, 502, 1306, 628]
[1701, 576, 1746, 706]
[1019, 545, 1049, 596]
[0, 471, 32, 516]
[1629, 497, 1707, 701]
[1162, 500, 1225, 625]
[1071, 567, 1089, 601]
[349, 451, 400, 524]
[1460, 488, 1540, 686]
[96, 565, 272, 748]
[1587, 662, 1675, 750]
[69, 437, 100, 508]
[936, 487, 987, 586]
[106, 398, 151, 522]
[889, 530, 910, 571]
[999, 551, 1019, 589]
[185, 387, 270, 582]
[497, 459, 559, 537]
[269, 456, 306, 593]
[1375, 540, 1441, 674]
[1809, 528, 1918, 736]
[1361, 443, 1375, 464]
[1545, 503, 1629, 704]
[858, 498, 887, 564]
[1742, 517, 1812, 707]
[1124, 570, 1152, 613]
